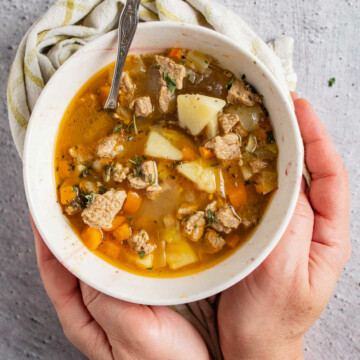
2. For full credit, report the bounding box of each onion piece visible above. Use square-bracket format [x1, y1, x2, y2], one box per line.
[226, 104, 262, 132]
[229, 205, 242, 222]
[217, 170, 226, 198]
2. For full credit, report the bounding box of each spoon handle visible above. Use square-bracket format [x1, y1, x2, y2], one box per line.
[104, 0, 141, 110]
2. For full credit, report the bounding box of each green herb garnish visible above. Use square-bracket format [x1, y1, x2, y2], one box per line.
[226, 75, 235, 90]
[146, 267, 153, 270]
[328, 77, 336, 87]
[139, 251, 145, 259]
[153, 64, 161, 69]
[130, 156, 142, 166]
[164, 72, 177, 94]
[207, 209, 215, 223]
[210, 163, 219, 167]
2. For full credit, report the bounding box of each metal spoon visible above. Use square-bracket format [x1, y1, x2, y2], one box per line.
[104, 0, 141, 110]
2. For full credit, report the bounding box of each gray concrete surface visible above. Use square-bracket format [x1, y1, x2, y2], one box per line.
[0, 0, 359, 359]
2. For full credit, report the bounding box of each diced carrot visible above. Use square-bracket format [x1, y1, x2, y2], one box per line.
[113, 223, 132, 242]
[58, 160, 73, 179]
[182, 147, 199, 161]
[226, 233, 242, 248]
[258, 127, 268, 141]
[169, 48, 183, 60]
[99, 86, 111, 107]
[199, 146, 214, 159]
[107, 216, 126, 231]
[81, 226, 103, 251]
[254, 182, 264, 194]
[60, 185, 77, 205]
[123, 191, 142, 214]
[100, 240, 122, 258]
[228, 181, 247, 209]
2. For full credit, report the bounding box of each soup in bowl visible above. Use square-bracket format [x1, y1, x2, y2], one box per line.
[24, 23, 303, 305]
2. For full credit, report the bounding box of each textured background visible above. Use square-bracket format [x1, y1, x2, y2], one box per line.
[0, 0, 359, 359]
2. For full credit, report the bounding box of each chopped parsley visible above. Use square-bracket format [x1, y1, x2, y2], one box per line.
[328, 77, 336, 87]
[139, 251, 145, 259]
[245, 180, 259, 186]
[207, 209, 215, 223]
[85, 192, 95, 206]
[114, 125, 122, 133]
[146, 267, 153, 270]
[129, 156, 142, 166]
[98, 186, 107, 194]
[164, 72, 177, 94]
[266, 130, 275, 143]
[72, 185, 78, 193]
[153, 64, 161, 69]
[210, 163, 219, 167]
[226, 75, 235, 90]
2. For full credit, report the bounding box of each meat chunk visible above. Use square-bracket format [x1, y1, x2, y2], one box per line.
[176, 203, 198, 220]
[129, 229, 155, 255]
[206, 202, 241, 234]
[155, 55, 186, 113]
[112, 163, 129, 183]
[238, 203, 261, 229]
[204, 229, 225, 254]
[212, 206, 241, 234]
[155, 55, 186, 90]
[250, 159, 268, 174]
[128, 160, 157, 189]
[204, 133, 241, 160]
[82, 189, 127, 229]
[130, 96, 153, 117]
[146, 184, 163, 200]
[227, 79, 262, 107]
[159, 85, 173, 113]
[181, 211, 205, 242]
[96, 134, 123, 159]
[119, 72, 134, 93]
[69, 146, 91, 163]
[218, 113, 239, 134]
[233, 122, 248, 138]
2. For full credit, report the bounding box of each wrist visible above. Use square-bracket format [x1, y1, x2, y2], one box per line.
[222, 337, 303, 360]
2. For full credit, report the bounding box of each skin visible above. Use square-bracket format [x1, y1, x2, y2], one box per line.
[31, 95, 350, 359]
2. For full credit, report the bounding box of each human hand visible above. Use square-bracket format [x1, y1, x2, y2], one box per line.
[31, 219, 210, 360]
[218, 94, 351, 360]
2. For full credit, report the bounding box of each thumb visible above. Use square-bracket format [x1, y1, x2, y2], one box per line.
[259, 192, 314, 278]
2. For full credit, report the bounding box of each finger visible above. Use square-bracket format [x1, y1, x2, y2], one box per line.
[294, 98, 350, 225]
[31, 216, 113, 359]
[80, 282, 210, 360]
[258, 193, 314, 280]
[291, 91, 298, 101]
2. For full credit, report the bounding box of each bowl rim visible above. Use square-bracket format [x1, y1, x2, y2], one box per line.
[23, 21, 303, 305]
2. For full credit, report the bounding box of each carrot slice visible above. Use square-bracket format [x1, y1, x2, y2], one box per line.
[199, 146, 214, 159]
[99, 86, 111, 107]
[113, 223, 132, 242]
[100, 240, 122, 258]
[107, 216, 126, 231]
[182, 147, 199, 161]
[60, 185, 77, 205]
[228, 181, 247, 209]
[81, 226, 103, 251]
[226, 233, 242, 248]
[123, 191, 142, 214]
[169, 48, 183, 60]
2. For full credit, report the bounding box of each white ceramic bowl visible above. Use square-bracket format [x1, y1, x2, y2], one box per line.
[24, 22, 303, 305]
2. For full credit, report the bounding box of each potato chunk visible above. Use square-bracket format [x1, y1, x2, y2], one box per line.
[144, 132, 183, 160]
[166, 240, 198, 270]
[177, 94, 226, 136]
[176, 161, 217, 194]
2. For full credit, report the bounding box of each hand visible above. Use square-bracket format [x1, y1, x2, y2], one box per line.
[218, 94, 351, 360]
[31, 219, 210, 360]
